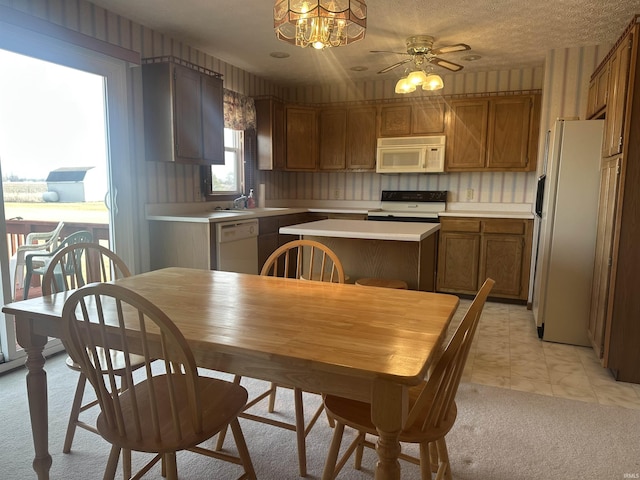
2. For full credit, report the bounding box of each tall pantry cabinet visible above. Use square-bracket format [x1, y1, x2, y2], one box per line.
[586, 15, 640, 383]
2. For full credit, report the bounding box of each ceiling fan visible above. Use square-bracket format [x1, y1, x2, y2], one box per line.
[372, 35, 471, 74]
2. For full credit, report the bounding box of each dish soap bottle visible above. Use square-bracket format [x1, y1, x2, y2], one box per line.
[247, 188, 256, 209]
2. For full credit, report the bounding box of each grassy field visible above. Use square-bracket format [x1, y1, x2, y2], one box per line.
[4, 202, 109, 223]
[3, 182, 109, 223]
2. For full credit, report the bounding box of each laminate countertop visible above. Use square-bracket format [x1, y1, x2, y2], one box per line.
[279, 219, 440, 242]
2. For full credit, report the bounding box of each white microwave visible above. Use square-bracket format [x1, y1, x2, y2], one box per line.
[376, 135, 446, 173]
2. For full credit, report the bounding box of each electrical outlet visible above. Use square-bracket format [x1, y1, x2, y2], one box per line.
[466, 188, 474, 200]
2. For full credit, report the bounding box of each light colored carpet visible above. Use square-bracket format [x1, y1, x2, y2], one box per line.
[1, 352, 639, 479]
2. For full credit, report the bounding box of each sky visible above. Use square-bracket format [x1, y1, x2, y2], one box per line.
[0, 48, 107, 199]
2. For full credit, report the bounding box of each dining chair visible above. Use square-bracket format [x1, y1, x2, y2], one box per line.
[40, 242, 142, 477]
[260, 238, 346, 283]
[61, 282, 256, 480]
[217, 239, 346, 477]
[321, 278, 495, 480]
[23, 230, 93, 299]
[8, 220, 64, 299]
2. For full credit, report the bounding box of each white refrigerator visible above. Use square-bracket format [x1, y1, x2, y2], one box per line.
[531, 119, 604, 346]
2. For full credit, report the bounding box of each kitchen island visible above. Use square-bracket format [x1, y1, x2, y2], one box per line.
[280, 219, 440, 291]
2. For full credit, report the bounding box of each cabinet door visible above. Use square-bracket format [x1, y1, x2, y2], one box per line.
[487, 96, 534, 170]
[346, 106, 377, 170]
[412, 99, 446, 134]
[201, 74, 224, 165]
[604, 35, 632, 158]
[173, 65, 203, 161]
[256, 98, 285, 170]
[319, 108, 347, 170]
[379, 105, 411, 136]
[286, 107, 317, 170]
[588, 65, 609, 118]
[480, 234, 524, 297]
[446, 99, 488, 170]
[588, 157, 621, 362]
[437, 232, 481, 293]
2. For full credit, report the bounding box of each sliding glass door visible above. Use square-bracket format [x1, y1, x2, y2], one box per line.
[0, 21, 137, 371]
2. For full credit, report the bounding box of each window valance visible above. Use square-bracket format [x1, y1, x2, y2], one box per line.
[224, 89, 256, 130]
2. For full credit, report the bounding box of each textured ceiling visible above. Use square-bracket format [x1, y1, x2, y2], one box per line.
[89, 0, 640, 86]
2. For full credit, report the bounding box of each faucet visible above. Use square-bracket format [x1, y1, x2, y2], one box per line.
[233, 194, 247, 209]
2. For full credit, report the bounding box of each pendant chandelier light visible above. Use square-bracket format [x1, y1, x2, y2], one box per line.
[274, 0, 367, 50]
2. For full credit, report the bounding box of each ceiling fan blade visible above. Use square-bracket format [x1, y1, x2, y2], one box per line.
[377, 58, 412, 74]
[370, 50, 411, 55]
[431, 57, 465, 72]
[431, 43, 471, 55]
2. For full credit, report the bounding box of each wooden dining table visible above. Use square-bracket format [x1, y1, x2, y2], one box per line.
[3, 267, 459, 480]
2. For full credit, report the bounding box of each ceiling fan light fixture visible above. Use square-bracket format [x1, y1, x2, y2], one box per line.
[395, 76, 416, 94]
[422, 73, 444, 91]
[407, 70, 428, 85]
[274, 0, 367, 50]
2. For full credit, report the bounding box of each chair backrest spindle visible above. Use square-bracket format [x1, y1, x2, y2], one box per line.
[261, 239, 345, 284]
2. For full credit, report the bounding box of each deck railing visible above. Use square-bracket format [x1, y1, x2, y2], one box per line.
[5, 219, 110, 258]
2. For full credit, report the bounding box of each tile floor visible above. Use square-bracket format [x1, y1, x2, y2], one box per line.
[451, 299, 640, 410]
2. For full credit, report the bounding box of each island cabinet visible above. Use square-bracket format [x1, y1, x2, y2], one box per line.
[255, 97, 285, 170]
[437, 217, 532, 301]
[378, 99, 446, 137]
[317, 105, 377, 171]
[279, 219, 440, 291]
[142, 59, 224, 165]
[445, 94, 540, 172]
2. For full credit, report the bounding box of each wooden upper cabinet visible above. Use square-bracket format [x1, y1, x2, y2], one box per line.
[256, 97, 285, 170]
[446, 94, 540, 172]
[588, 64, 609, 119]
[346, 106, 377, 170]
[412, 99, 446, 134]
[379, 104, 411, 136]
[319, 108, 347, 170]
[317, 105, 376, 171]
[378, 100, 445, 137]
[603, 33, 633, 158]
[487, 96, 537, 170]
[142, 61, 224, 165]
[446, 99, 488, 170]
[286, 106, 317, 170]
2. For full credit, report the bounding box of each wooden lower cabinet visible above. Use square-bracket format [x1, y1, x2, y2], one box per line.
[437, 217, 532, 301]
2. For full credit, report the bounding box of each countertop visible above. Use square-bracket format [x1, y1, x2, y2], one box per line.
[145, 202, 534, 223]
[278, 219, 440, 242]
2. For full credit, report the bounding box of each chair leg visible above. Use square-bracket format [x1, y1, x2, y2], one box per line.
[229, 417, 257, 480]
[215, 375, 242, 451]
[419, 442, 433, 480]
[434, 438, 452, 480]
[267, 382, 277, 412]
[322, 421, 345, 480]
[354, 432, 366, 470]
[63, 372, 88, 453]
[293, 387, 307, 476]
[163, 452, 178, 480]
[103, 445, 120, 480]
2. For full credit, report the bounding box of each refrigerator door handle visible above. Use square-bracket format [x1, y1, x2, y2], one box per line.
[535, 174, 546, 217]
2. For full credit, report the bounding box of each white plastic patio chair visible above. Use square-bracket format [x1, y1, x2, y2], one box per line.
[9, 221, 64, 300]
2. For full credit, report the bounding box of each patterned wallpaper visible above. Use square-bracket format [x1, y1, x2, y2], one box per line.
[0, 0, 610, 207]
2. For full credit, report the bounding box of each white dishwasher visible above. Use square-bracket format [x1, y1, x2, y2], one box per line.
[215, 218, 259, 274]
